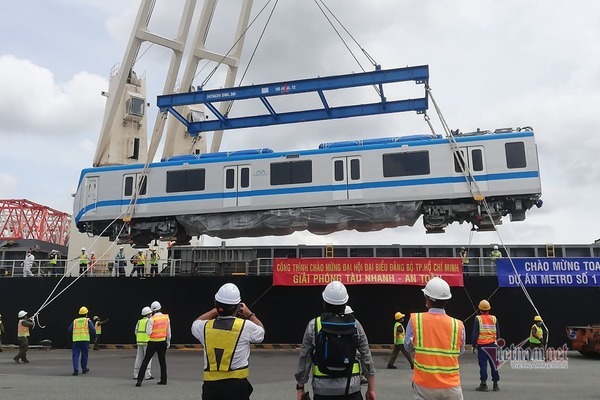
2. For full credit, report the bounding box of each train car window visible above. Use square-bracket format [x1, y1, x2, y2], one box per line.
[166, 169, 206, 192]
[270, 160, 312, 185]
[138, 175, 147, 195]
[472, 149, 483, 171]
[225, 169, 235, 189]
[124, 176, 134, 196]
[454, 151, 466, 173]
[240, 167, 250, 188]
[383, 151, 430, 177]
[334, 160, 344, 181]
[505, 142, 527, 168]
[350, 159, 360, 180]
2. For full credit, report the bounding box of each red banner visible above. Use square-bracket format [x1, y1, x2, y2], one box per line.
[272, 257, 464, 287]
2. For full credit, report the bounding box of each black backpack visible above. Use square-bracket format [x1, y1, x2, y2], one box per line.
[313, 312, 359, 378]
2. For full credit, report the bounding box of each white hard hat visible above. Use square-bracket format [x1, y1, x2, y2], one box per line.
[344, 305, 354, 314]
[150, 301, 162, 311]
[322, 281, 349, 305]
[90, 251, 95, 255]
[81, 247, 86, 251]
[18, 310, 28, 318]
[119, 246, 124, 250]
[215, 283, 241, 305]
[422, 277, 452, 300]
[493, 245, 498, 249]
[141, 306, 152, 316]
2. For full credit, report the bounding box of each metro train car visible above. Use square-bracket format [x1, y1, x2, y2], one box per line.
[73, 127, 542, 246]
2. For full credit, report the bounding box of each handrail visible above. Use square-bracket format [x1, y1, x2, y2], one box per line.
[0, 257, 503, 278]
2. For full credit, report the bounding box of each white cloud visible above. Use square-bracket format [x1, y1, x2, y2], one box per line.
[0, 173, 18, 198]
[0, 55, 106, 137]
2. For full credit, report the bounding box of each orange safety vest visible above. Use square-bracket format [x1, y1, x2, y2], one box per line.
[149, 314, 169, 342]
[476, 314, 497, 345]
[17, 320, 30, 337]
[411, 312, 463, 389]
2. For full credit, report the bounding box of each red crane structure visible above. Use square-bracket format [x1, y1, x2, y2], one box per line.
[0, 199, 70, 246]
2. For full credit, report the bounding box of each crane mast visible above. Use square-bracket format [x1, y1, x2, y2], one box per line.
[93, 0, 254, 167]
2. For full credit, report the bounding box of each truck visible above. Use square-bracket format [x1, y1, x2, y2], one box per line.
[566, 325, 600, 357]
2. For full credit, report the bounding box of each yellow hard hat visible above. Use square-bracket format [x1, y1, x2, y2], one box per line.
[79, 306, 89, 315]
[533, 315, 542, 322]
[478, 300, 491, 311]
[394, 312, 405, 320]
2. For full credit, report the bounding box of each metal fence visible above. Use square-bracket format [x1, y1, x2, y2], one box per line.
[0, 259, 181, 278]
[0, 257, 503, 277]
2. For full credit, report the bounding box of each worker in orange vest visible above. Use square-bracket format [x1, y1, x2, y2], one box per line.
[405, 277, 465, 400]
[135, 300, 171, 387]
[472, 300, 500, 392]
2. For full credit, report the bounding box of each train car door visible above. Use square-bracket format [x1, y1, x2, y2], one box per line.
[84, 176, 99, 215]
[331, 157, 363, 200]
[453, 146, 488, 194]
[223, 165, 251, 208]
[121, 173, 147, 213]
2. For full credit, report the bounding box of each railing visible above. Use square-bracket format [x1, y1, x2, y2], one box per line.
[0, 258, 181, 278]
[0, 257, 505, 277]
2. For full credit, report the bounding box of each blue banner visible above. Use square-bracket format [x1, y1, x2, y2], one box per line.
[497, 258, 600, 287]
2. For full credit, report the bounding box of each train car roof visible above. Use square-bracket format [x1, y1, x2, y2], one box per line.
[77, 129, 535, 186]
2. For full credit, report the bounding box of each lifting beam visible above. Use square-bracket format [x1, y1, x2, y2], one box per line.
[157, 65, 429, 136]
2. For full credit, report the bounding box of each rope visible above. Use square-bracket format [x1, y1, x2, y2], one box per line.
[31, 215, 128, 328]
[226, 0, 280, 115]
[198, 0, 277, 88]
[313, 0, 381, 97]
[426, 85, 549, 343]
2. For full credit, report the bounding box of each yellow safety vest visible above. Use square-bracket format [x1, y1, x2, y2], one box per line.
[79, 254, 88, 265]
[149, 314, 169, 342]
[530, 325, 543, 344]
[95, 321, 102, 335]
[136, 318, 150, 345]
[203, 318, 249, 381]
[312, 317, 361, 377]
[17, 320, 30, 337]
[73, 317, 90, 342]
[476, 315, 497, 345]
[150, 253, 159, 265]
[49, 254, 58, 265]
[137, 254, 146, 267]
[394, 321, 406, 345]
[412, 312, 463, 389]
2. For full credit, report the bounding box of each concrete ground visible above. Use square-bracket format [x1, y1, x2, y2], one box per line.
[0, 348, 597, 399]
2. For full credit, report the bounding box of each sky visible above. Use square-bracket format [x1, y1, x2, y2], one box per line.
[1, 0, 599, 248]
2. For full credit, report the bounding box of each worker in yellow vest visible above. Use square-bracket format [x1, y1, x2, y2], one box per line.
[133, 306, 153, 380]
[529, 315, 546, 361]
[92, 316, 109, 350]
[405, 277, 465, 400]
[472, 300, 500, 392]
[79, 248, 89, 276]
[14, 310, 35, 363]
[68, 306, 96, 375]
[191, 283, 265, 400]
[135, 301, 170, 387]
[149, 248, 160, 276]
[387, 312, 414, 369]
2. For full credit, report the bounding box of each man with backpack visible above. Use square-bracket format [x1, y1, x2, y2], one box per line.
[295, 280, 376, 400]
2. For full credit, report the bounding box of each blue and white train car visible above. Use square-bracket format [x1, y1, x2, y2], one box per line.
[73, 127, 542, 245]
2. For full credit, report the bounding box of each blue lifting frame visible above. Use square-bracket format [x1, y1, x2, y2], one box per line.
[157, 65, 429, 136]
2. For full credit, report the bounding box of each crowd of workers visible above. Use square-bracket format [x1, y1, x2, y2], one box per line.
[2, 276, 550, 400]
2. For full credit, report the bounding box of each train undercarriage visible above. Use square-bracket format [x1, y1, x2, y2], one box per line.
[78, 194, 542, 247]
